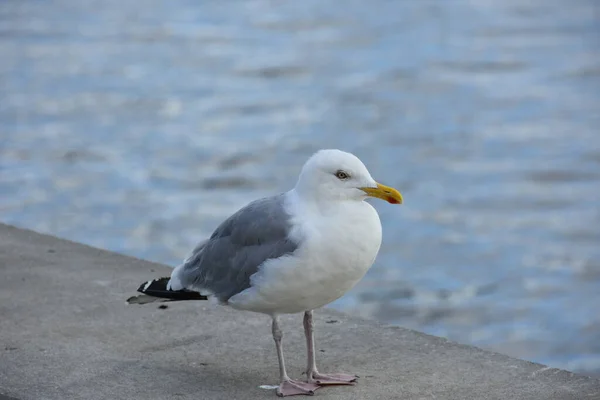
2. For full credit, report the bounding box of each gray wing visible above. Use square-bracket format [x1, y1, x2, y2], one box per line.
[174, 194, 299, 302]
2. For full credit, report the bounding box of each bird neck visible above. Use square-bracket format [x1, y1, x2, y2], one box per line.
[287, 188, 362, 216]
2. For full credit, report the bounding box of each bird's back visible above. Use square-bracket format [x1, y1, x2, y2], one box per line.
[168, 193, 300, 303]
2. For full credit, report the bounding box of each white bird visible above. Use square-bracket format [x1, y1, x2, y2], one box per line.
[129, 149, 403, 397]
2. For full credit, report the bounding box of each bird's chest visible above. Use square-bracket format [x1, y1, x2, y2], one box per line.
[236, 202, 383, 314]
[285, 204, 383, 307]
[305, 211, 381, 282]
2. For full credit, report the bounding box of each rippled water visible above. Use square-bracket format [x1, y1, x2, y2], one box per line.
[1, 0, 599, 375]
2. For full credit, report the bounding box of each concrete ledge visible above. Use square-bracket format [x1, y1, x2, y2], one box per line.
[1, 223, 598, 400]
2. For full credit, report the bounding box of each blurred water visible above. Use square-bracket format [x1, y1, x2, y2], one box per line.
[1, 0, 599, 376]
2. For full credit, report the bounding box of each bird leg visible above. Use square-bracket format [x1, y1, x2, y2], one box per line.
[271, 316, 320, 397]
[303, 310, 358, 385]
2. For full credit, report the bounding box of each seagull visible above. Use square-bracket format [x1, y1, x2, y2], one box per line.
[129, 149, 403, 396]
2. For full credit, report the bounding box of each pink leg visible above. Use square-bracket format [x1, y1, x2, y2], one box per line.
[303, 311, 358, 386]
[272, 316, 320, 397]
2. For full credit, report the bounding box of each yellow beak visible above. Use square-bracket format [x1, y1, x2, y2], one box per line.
[360, 183, 403, 204]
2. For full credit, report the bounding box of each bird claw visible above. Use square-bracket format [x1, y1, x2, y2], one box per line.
[309, 372, 358, 385]
[277, 379, 320, 397]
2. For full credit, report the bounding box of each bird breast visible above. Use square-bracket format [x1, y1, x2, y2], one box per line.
[229, 200, 383, 315]
[301, 201, 383, 294]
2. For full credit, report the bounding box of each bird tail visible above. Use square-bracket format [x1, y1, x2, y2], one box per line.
[126, 277, 208, 304]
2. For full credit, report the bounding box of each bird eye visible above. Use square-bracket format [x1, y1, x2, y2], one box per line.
[335, 170, 350, 180]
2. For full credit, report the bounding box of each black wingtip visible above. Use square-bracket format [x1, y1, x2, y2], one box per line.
[137, 277, 208, 301]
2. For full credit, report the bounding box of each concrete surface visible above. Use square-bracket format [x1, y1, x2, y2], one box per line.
[1, 223, 599, 400]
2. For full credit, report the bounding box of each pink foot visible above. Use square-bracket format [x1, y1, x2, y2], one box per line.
[277, 379, 320, 397]
[310, 372, 358, 385]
